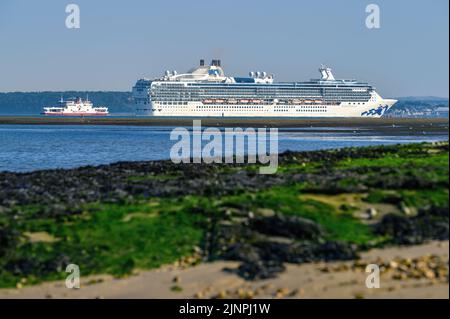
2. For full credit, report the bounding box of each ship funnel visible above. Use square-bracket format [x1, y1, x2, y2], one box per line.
[319, 66, 335, 81]
[200, 59, 205, 66]
[211, 59, 221, 67]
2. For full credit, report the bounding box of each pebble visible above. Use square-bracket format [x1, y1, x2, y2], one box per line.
[367, 207, 378, 219]
[322, 254, 448, 284]
[275, 287, 290, 298]
[217, 290, 228, 299]
[208, 285, 300, 299]
[194, 291, 204, 299]
[399, 202, 412, 215]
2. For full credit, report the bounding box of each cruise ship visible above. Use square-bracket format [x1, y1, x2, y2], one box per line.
[132, 59, 397, 117]
[43, 97, 109, 116]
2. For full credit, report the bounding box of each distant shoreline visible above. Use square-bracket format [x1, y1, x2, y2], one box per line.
[0, 116, 448, 136]
[0, 115, 448, 127]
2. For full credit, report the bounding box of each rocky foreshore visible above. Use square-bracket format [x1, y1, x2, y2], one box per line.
[0, 141, 448, 287]
[0, 241, 448, 299]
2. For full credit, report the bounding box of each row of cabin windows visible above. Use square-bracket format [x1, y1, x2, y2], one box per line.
[158, 104, 332, 109]
[196, 105, 264, 110]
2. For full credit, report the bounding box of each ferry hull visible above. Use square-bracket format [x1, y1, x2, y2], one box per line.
[43, 97, 109, 117]
[44, 112, 109, 116]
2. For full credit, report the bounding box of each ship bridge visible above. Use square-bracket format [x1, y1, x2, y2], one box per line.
[158, 59, 274, 84]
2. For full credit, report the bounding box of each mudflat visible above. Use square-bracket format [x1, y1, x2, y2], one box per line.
[0, 116, 448, 132]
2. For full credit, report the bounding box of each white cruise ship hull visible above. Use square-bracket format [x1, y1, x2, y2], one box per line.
[132, 61, 397, 118]
[138, 98, 397, 118]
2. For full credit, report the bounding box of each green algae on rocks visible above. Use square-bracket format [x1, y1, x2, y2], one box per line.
[0, 142, 448, 287]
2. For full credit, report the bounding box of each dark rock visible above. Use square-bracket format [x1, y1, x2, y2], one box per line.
[250, 214, 323, 240]
[221, 239, 358, 280]
[232, 259, 286, 280]
[375, 214, 420, 244]
[374, 206, 449, 244]
[0, 224, 20, 258]
[253, 240, 358, 264]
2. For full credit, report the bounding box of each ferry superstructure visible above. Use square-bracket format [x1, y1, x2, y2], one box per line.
[43, 97, 109, 116]
[132, 59, 396, 117]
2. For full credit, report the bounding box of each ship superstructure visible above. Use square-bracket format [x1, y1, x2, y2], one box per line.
[43, 97, 109, 116]
[132, 59, 396, 117]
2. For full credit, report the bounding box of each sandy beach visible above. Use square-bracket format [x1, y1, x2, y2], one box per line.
[0, 241, 447, 299]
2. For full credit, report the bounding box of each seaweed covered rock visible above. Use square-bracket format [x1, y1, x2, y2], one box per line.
[0, 225, 20, 258]
[223, 240, 358, 280]
[254, 240, 358, 264]
[233, 259, 286, 280]
[374, 205, 449, 244]
[211, 210, 358, 280]
[414, 206, 449, 241]
[0, 212, 21, 260]
[4, 253, 72, 277]
[249, 214, 324, 240]
[0, 142, 447, 285]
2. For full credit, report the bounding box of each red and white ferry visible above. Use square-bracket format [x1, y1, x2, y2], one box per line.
[43, 97, 109, 116]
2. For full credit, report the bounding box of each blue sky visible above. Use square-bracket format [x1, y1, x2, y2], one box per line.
[0, 0, 448, 97]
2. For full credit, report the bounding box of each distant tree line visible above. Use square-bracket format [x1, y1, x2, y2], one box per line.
[0, 92, 447, 117]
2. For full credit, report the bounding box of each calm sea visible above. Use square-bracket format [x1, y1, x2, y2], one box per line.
[0, 124, 447, 172]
